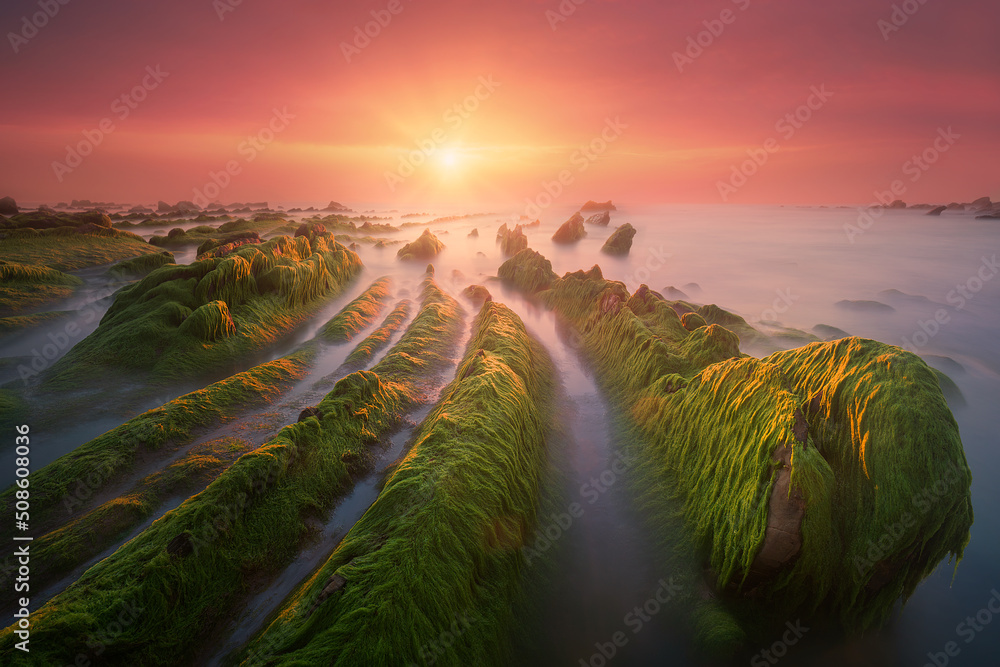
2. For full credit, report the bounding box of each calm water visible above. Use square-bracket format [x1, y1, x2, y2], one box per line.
[4, 203, 997, 665]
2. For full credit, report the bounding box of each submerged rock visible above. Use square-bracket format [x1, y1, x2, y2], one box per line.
[498, 249, 974, 649]
[551, 213, 586, 244]
[835, 299, 895, 313]
[496, 223, 528, 256]
[498, 249, 558, 294]
[663, 286, 690, 300]
[0, 196, 18, 215]
[462, 284, 492, 304]
[397, 229, 445, 261]
[580, 200, 617, 212]
[585, 211, 611, 226]
[601, 223, 637, 255]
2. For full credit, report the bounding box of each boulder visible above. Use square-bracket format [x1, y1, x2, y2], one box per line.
[663, 286, 689, 300]
[601, 223, 637, 255]
[468, 228, 479, 238]
[927, 206, 946, 216]
[462, 284, 493, 304]
[834, 299, 895, 313]
[585, 211, 611, 226]
[497, 223, 528, 256]
[551, 213, 586, 244]
[580, 200, 617, 212]
[397, 229, 446, 261]
[0, 196, 18, 215]
[323, 201, 354, 212]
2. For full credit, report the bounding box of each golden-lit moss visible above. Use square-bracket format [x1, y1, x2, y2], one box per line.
[240, 301, 556, 666]
[497, 249, 974, 651]
[40, 235, 362, 393]
[318, 276, 393, 343]
[0, 278, 466, 666]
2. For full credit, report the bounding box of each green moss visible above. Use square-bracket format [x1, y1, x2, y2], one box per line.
[0, 311, 74, 335]
[343, 298, 411, 366]
[318, 277, 393, 343]
[499, 249, 974, 649]
[148, 218, 288, 248]
[600, 223, 637, 255]
[108, 251, 175, 278]
[397, 229, 446, 261]
[0, 388, 28, 430]
[239, 301, 556, 666]
[498, 249, 558, 294]
[20, 436, 257, 596]
[0, 226, 161, 271]
[367, 278, 464, 396]
[0, 280, 466, 666]
[497, 223, 528, 256]
[0, 261, 83, 313]
[0, 343, 319, 540]
[40, 235, 362, 393]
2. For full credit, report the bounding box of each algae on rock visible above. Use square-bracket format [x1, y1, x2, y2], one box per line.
[496, 249, 974, 650]
[239, 300, 556, 667]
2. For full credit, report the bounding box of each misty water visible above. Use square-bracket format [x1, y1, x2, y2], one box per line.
[3, 203, 998, 665]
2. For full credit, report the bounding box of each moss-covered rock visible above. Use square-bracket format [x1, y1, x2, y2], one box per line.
[343, 299, 411, 366]
[551, 212, 586, 244]
[499, 249, 974, 652]
[397, 229, 445, 261]
[240, 300, 556, 666]
[601, 223, 637, 255]
[40, 235, 362, 394]
[0, 261, 83, 314]
[0, 278, 466, 666]
[498, 249, 558, 294]
[496, 223, 528, 256]
[462, 284, 493, 304]
[319, 277, 393, 343]
[108, 251, 175, 279]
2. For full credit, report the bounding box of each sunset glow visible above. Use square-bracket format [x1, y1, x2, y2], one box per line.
[1, 0, 996, 208]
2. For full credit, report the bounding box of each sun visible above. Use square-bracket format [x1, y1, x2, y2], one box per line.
[437, 149, 461, 175]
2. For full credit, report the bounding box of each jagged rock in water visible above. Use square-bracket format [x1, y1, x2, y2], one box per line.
[397, 229, 445, 261]
[551, 213, 586, 244]
[601, 223, 637, 255]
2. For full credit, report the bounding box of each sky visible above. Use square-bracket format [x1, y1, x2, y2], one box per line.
[0, 0, 997, 209]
